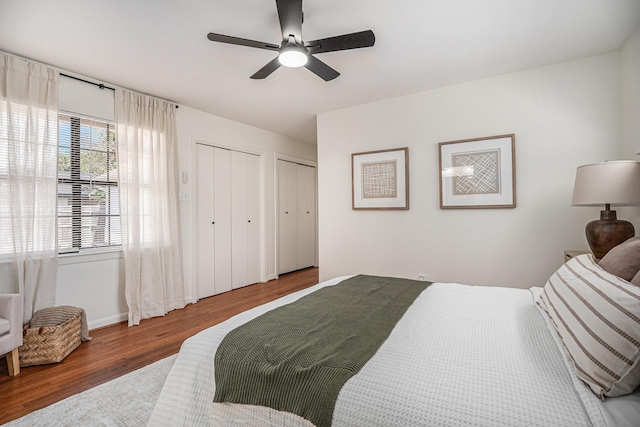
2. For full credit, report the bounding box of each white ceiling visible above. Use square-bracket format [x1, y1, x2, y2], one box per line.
[1, 0, 639, 145]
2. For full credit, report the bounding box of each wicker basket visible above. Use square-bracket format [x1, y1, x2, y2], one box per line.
[19, 313, 82, 367]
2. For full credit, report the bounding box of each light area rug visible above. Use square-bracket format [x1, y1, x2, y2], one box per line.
[4, 355, 176, 427]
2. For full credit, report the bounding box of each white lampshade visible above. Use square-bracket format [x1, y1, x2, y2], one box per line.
[571, 161, 640, 207]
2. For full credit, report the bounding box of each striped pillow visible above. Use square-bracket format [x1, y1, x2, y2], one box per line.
[537, 254, 640, 398]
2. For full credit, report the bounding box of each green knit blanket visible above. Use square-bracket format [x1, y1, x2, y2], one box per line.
[213, 275, 431, 427]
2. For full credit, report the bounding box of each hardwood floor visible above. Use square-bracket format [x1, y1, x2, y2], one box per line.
[0, 267, 319, 425]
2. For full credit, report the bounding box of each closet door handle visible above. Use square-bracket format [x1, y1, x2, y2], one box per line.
[248, 220, 251, 223]
[211, 221, 215, 224]
[285, 211, 288, 214]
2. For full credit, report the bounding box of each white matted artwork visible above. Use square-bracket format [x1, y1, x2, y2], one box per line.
[438, 134, 516, 209]
[352, 147, 409, 210]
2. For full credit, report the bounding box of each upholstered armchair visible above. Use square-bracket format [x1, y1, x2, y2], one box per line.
[0, 294, 23, 376]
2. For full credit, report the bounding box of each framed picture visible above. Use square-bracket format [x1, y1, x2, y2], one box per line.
[438, 134, 516, 209]
[352, 147, 409, 210]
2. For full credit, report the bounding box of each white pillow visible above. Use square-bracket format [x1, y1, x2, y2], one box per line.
[537, 254, 640, 398]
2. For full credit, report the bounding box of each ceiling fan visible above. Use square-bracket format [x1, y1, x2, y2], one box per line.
[206, 0, 375, 81]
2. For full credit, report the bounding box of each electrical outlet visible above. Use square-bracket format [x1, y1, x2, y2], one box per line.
[179, 191, 188, 201]
[418, 274, 426, 281]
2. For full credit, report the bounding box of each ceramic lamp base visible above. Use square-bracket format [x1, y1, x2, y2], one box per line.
[585, 209, 635, 259]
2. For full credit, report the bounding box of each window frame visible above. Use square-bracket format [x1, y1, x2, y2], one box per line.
[57, 111, 121, 255]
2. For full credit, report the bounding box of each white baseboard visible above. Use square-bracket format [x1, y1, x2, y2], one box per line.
[88, 313, 128, 331]
[87, 301, 197, 331]
[86, 285, 278, 331]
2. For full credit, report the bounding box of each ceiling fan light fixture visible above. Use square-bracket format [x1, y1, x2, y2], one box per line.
[279, 46, 308, 67]
[206, 0, 375, 80]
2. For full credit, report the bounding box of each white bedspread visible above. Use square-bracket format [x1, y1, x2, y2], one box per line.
[149, 277, 613, 427]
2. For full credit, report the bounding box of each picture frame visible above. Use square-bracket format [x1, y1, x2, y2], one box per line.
[438, 134, 516, 209]
[352, 147, 409, 210]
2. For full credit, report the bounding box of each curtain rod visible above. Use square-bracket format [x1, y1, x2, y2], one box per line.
[60, 73, 115, 91]
[59, 72, 178, 108]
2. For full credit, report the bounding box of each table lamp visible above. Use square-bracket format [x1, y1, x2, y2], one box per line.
[571, 161, 640, 259]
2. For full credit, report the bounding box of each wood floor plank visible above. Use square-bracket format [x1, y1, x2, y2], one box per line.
[0, 267, 319, 424]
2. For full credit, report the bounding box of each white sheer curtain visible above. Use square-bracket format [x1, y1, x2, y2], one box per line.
[0, 54, 59, 322]
[115, 89, 185, 326]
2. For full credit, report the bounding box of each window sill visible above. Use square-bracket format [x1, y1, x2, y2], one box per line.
[58, 247, 123, 265]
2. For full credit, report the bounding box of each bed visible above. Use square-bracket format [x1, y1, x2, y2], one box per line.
[148, 240, 640, 427]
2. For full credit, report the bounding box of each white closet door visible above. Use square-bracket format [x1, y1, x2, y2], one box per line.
[297, 165, 316, 269]
[213, 147, 232, 294]
[278, 160, 298, 275]
[306, 166, 317, 267]
[246, 153, 261, 285]
[285, 161, 299, 273]
[195, 144, 215, 299]
[231, 151, 248, 289]
[197, 146, 261, 296]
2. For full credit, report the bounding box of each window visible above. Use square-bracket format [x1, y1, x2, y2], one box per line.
[57, 113, 121, 253]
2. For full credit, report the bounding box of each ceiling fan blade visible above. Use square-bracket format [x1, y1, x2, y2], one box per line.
[250, 57, 282, 79]
[304, 55, 339, 81]
[207, 33, 279, 51]
[276, 0, 303, 43]
[306, 30, 375, 55]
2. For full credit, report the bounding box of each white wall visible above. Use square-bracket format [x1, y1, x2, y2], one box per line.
[317, 53, 625, 289]
[621, 23, 640, 160]
[620, 23, 640, 238]
[55, 79, 316, 329]
[57, 252, 125, 328]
